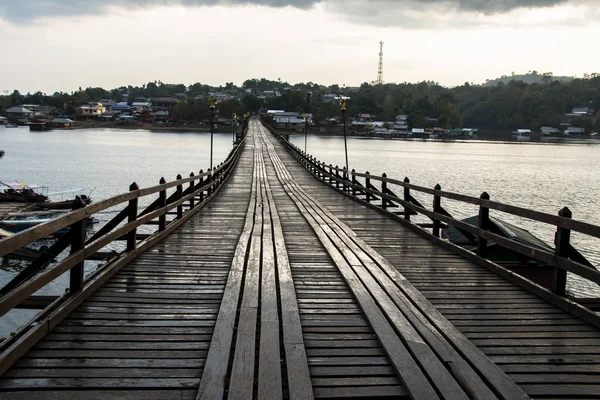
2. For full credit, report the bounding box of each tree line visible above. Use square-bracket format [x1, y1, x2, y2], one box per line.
[1, 74, 599, 131]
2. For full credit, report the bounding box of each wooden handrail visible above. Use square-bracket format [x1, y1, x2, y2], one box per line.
[0, 136, 247, 318]
[260, 116, 600, 301]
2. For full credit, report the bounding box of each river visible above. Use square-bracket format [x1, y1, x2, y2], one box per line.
[1, 126, 599, 335]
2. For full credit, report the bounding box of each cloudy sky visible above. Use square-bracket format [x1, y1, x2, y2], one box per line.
[0, 0, 598, 94]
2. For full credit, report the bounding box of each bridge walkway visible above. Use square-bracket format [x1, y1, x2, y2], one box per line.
[270, 123, 600, 399]
[0, 120, 598, 399]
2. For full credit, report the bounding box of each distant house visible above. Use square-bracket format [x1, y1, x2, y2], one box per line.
[565, 127, 586, 136]
[152, 97, 179, 111]
[153, 110, 169, 122]
[77, 102, 106, 118]
[132, 102, 152, 112]
[98, 99, 116, 110]
[357, 114, 375, 122]
[22, 104, 41, 112]
[5, 106, 34, 119]
[99, 111, 121, 121]
[48, 118, 75, 128]
[541, 127, 562, 135]
[173, 93, 187, 100]
[111, 102, 134, 112]
[570, 107, 590, 115]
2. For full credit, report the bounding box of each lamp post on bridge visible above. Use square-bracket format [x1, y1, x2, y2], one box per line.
[232, 112, 237, 144]
[340, 98, 349, 172]
[209, 96, 216, 170]
[304, 115, 308, 153]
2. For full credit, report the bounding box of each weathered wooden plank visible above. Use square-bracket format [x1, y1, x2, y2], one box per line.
[0, 390, 197, 400]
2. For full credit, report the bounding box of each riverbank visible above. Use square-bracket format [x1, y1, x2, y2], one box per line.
[72, 120, 212, 132]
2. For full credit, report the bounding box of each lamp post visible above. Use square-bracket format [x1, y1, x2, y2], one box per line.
[209, 96, 216, 170]
[232, 112, 237, 144]
[340, 98, 349, 172]
[304, 115, 308, 153]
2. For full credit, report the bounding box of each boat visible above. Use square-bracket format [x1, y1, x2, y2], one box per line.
[0, 216, 98, 238]
[442, 215, 561, 288]
[28, 121, 52, 131]
[5, 124, 18, 128]
[35, 188, 94, 210]
[0, 180, 48, 203]
[512, 129, 532, 141]
[0, 150, 4, 158]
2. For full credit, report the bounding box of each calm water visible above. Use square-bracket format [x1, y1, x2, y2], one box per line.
[1, 127, 599, 335]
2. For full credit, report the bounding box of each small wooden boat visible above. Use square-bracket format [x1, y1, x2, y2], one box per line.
[0, 150, 5, 158]
[0, 180, 48, 203]
[0, 216, 98, 238]
[5, 124, 18, 128]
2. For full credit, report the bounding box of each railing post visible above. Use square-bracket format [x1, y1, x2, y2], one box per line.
[127, 182, 139, 251]
[189, 172, 195, 208]
[335, 166, 340, 189]
[552, 207, 572, 296]
[69, 196, 87, 294]
[433, 184, 441, 237]
[381, 173, 388, 209]
[159, 177, 166, 231]
[328, 164, 333, 185]
[352, 169, 357, 196]
[403, 177, 411, 221]
[477, 192, 490, 257]
[365, 171, 371, 203]
[343, 167, 348, 193]
[208, 168, 213, 196]
[199, 170, 205, 203]
[176, 174, 183, 219]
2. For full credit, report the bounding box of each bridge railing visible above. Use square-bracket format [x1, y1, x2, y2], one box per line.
[0, 128, 247, 373]
[262, 119, 600, 321]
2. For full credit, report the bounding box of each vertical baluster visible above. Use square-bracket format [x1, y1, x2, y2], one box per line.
[477, 192, 490, 257]
[199, 170, 205, 203]
[381, 173, 387, 209]
[176, 174, 183, 219]
[159, 177, 166, 231]
[127, 182, 139, 251]
[403, 177, 411, 221]
[343, 167, 348, 193]
[352, 169, 357, 196]
[69, 196, 87, 294]
[552, 207, 572, 296]
[189, 172, 195, 208]
[328, 164, 333, 185]
[335, 166, 340, 189]
[365, 171, 371, 203]
[432, 184, 441, 237]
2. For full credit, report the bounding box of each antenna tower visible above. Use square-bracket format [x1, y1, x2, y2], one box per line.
[376, 41, 384, 85]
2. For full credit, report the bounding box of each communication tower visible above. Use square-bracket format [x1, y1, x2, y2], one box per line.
[376, 41, 384, 85]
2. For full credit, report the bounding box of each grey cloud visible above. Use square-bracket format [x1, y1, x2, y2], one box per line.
[0, 0, 584, 22]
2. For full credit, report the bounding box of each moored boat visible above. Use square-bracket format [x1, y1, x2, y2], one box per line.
[0, 180, 48, 203]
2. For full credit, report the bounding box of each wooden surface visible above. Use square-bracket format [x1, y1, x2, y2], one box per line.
[2, 120, 600, 399]
[268, 124, 600, 399]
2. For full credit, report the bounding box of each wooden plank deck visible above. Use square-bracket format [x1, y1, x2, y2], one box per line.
[0, 149, 255, 399]
[1, 119, 599, 399]
[267, 123, 600, 399]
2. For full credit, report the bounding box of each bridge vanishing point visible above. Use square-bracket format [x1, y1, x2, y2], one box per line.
[1, 118, 600, 399]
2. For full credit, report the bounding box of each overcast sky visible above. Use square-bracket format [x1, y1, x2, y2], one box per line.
[0, 0, 598, 94]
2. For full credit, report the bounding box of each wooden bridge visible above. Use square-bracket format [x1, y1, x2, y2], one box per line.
[1, 118, 600, 399]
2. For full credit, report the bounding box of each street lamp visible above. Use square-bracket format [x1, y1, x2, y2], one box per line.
[209, 96, 216, 170]
[304, 115, 308, 153]
[340, 98, 349, 172]
[232, 112, 237, 144]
